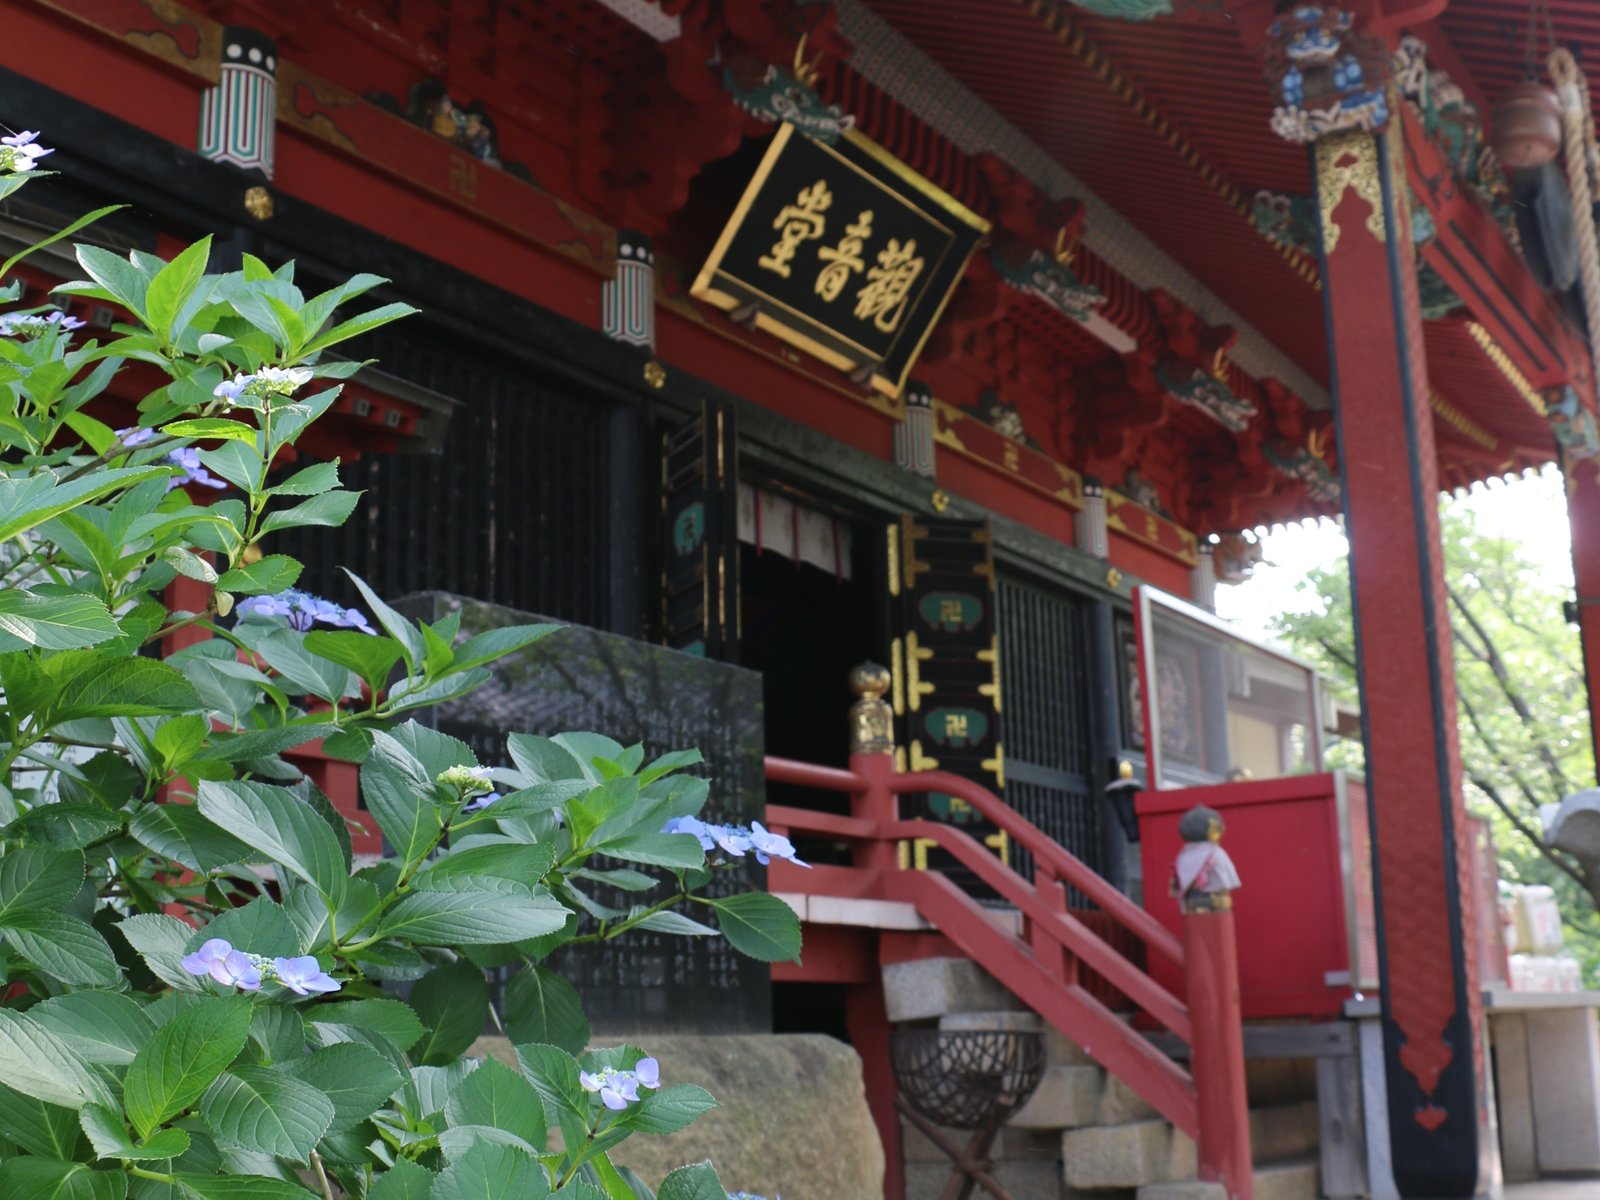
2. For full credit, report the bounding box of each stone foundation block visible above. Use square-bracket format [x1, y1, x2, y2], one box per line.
[1095, 1073, 1159, 1125]
[907, 1159, 1062, 1200]
[469, 1034, 883, 1200]
[1137, 1183, 1227, 1200]
[1249, 1101, 1319, 1163]
[1252, 1157, 1319, 1200]
[1063, 1120, 1194, 1189]
[1009, 1065, 1103, 1130]
[884, 958, 1018, 1021]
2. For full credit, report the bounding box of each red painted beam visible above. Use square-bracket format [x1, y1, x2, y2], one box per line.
[1402, 104, 1594, 400]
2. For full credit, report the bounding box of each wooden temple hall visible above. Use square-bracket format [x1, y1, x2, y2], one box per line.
[14, 0, 1600, 1197]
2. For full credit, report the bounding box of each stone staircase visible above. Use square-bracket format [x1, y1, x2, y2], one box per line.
[886, 959, 1322, 1200]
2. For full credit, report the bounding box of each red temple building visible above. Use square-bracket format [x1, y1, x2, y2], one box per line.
[7, 0, 1600, 1197]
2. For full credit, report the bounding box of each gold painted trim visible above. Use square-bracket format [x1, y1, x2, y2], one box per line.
[840, 128, 991, 234]
[977, 634, 1002, 714]
[1465, 322, 1548, 417]
[1315, 130, 1385, 255]
[886, 521, 901, 597]
[1105, 490, 1201, 567]
[1430, 391, 1499, 450]
[904, 631, 935, 713]
[932, 399, 1085, 510]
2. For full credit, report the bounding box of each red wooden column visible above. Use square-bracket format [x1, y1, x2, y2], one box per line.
[1313, 124, 1482, 1195]
[1567, 460, 1600, 774]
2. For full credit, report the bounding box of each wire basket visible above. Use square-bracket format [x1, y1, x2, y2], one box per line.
[889, 1030, 1045, 1130]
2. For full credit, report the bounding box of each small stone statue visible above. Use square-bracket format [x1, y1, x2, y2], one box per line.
[1171, 804, 1241, 912]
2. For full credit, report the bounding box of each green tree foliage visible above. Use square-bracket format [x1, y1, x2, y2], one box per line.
[1269, 496, 1600, 977]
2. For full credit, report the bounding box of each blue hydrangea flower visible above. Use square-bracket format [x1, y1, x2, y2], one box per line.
[273, 956, 341, 996]
[181, 938, 263, 991]
[665, 817, 806, 865]
[0, 130, 52, 173]
[748, 821, 809, 869]
[579, 1059, 662, 1111]
[0, 309, 84, 336]
[166, 446, 228, 492]
[236, 589, 377, 635]
[214, 367, 313, 407]
[462, 791, 501, 814]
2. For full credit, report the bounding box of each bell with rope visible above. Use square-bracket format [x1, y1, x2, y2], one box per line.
[1491, 0, 1563, 168]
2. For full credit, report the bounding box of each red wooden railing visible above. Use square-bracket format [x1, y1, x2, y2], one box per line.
[765, 748, 1253, 1200]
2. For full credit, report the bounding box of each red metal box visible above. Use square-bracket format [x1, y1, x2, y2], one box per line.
[1136, 771, 1378, 1020]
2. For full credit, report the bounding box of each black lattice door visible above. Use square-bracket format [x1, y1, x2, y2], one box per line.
[996, 575, 1103, 901]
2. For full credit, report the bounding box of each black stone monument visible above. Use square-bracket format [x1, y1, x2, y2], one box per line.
[396, 593, 770, 1036]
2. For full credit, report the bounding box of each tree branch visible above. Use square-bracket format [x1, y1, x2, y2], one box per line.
[1448, 583, 1574, 797]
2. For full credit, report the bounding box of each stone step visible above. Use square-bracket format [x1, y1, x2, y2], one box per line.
[1250, 1101, 1320, 1163]
[1252, 1157, 1320, 1200]
[906, 1158, 1060, 1200]
[1137, 1182, 1228, 1200]
[901, 1119, 1062, 1164]
[1063, 1119, 1196, 1190]
[1010, 1064, 1104, 1130]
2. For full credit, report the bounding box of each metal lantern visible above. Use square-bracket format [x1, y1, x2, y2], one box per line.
[1491, 80, 1564, 168]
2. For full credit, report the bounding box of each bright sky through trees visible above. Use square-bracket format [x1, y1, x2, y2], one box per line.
[1217, 466, 1576, 640]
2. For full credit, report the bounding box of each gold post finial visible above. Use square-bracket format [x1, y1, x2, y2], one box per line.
[848, 662, 895, 755]
[1117, 758, 1134, 781]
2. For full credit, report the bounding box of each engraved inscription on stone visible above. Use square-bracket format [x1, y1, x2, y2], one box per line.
[396, 593, 768, 1037]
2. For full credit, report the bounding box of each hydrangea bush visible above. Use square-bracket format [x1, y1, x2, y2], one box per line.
[0, 136, 800, 1199]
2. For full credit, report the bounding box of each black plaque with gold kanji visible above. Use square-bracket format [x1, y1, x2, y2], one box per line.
[692, 125, 988, 398]
[889, 514, 1007, 894]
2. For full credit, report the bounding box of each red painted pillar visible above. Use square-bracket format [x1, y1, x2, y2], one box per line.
[844, 663, 903, 1197]
[1567, 460, 1600, 775]
[1185, 909, 1251, 1200]
[845, 975, 904, 1200]
[1314, 123, 1481, 1193]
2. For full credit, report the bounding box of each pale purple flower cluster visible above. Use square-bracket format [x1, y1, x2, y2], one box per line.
[236, 588, 377, 635]
[165, 446, 228, 491]
[214, 366, 314, 406]
[116, 427, 229, 491]
[579, 1058, 661, 1111]
[181, 938, 340, 996]
[461, 792, 501, 814]
[728, 1192, 779, 1200]
[662, 816, 809, 868]
[0, 309, 85, 337]
[0, 131, 51, 173]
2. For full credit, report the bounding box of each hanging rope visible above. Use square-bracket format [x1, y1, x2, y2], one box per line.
[1549, 45, 1600, 383]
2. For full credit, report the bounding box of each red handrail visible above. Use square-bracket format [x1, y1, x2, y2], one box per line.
[889, 818, 1191, 1042]
[765, 756, 865, 792]
[892, 769, 1184, 967]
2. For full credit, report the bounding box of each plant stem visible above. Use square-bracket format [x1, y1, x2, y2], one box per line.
[129, 1166, 177, 1183]
[310, 1150, 335, 1200]
[556, 1127, 598, 1190]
